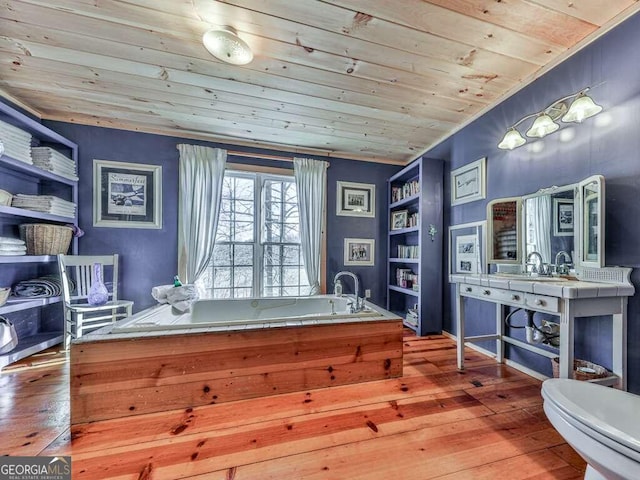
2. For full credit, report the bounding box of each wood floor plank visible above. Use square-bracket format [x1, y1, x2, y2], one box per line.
[432, 449, 583, 479]
[68, 392, 496, 479]
[0, 356, 70, 457]
[549, 444, 588, 474]
[68, 387, 494, 453]
[464, 378, 544, 413]
[187, 423, 568, 480]
[1, 330, 586, 479]
[0, 424, 69, 457]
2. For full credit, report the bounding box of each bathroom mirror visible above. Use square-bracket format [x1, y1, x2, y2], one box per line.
[578, 175, 605, 268]
[523, 184, 576, 267]
[521, 175, 605, 270]
[486, 197, 522, 265]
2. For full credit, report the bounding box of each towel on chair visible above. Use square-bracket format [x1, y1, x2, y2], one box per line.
[151, 284, 199, 312]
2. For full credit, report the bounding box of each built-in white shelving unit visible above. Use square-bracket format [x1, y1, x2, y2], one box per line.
[387, 157, 443, 336]
[0, 101, 78, 368]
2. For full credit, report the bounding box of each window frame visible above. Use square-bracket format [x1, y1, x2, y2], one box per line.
[200, 164, 325, 298]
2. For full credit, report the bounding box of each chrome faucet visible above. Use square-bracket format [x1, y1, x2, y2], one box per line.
[333, 271, 363, 312]
[526, 251, 547, 275]
[554, 250, 572, 274]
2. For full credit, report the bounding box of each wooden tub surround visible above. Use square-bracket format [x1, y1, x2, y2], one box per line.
[70, 319, 403, 424]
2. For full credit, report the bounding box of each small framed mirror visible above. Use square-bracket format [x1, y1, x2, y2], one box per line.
[522, 184, 577, 269]
[578, 175, 605, 268]
[487, 197, 522, 265]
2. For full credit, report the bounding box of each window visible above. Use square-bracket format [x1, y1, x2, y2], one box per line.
[196, 170, 310, 298]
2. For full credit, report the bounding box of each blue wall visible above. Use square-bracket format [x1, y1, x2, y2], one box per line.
[425, 11, 640, 393]
[42, 122, 400, 310]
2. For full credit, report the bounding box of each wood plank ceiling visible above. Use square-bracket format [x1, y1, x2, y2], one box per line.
[2, 1, 639, 164]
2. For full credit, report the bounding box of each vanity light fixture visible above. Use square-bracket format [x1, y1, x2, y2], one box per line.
[562, 92, 603, 123]
[526, 112, 560, 138]
[497, 127, 526, 150]
[202, 26, 253, 65]
[498, 87, 603, 150]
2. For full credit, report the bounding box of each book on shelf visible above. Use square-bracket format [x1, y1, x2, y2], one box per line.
[391, 178, 420, 203]
[395, 268, 418, 289]
[405, 308, 419, 328]
[397, 244, 419, 259]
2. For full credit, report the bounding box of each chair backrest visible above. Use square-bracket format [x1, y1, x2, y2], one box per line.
[58, 254, 121, 305]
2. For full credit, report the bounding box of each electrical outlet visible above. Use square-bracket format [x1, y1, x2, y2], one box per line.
[364, 289, 371, 298]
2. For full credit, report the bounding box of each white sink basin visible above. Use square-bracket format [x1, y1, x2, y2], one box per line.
[490, 273, 569, 282]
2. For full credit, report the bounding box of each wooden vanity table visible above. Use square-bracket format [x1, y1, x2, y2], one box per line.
[451, 268, 634, 390]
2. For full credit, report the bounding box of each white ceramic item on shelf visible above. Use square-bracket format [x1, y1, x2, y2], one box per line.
[0, 287, 9, 306]
[542, 378, 640, 480]
[0, 189, 11, 207]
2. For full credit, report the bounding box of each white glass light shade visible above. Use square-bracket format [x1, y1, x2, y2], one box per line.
[526, 113, 559, 138]
[203, 26, 253, 65]
[561, 94, 603, 123]
[498, 128, 526, 150]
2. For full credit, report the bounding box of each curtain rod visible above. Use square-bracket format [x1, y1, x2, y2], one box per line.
[227, 150, 331, 167]
[227, 150, 294, 162]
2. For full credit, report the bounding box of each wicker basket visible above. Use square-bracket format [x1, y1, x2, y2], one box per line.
[551, 357, 609, 381]
[19, 223, 73, 255]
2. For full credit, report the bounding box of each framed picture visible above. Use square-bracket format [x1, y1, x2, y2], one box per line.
[344, 238, 375, 266]
[391, 210, 408, 230]
[553, 198, 574, 236]
[456, 235, 479, 273]
[93, 159, 162, 229]
[336, 181, 375, 218]
[451, 157, 486, 206]
[448, 221, 486, 276]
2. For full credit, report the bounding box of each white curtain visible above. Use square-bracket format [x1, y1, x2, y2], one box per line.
[177, 144, 226, 284]
[293, 157, 328, 295]
[532, 195, 552, 263]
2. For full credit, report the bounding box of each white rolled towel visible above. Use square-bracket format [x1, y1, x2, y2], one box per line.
[151, 284, 173, 304]
[165, 285, 199, 313]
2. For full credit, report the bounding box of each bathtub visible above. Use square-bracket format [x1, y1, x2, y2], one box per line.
[111, 295, 386, 333]
[71, 295, 403, 425]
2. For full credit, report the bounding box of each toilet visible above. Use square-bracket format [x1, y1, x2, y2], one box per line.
[541, 379, 640, 480]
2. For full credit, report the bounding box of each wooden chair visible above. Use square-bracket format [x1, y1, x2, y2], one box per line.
[57, 254, 133, 348]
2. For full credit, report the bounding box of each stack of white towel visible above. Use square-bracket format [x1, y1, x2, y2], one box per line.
[31, 147, 78, 181]
[11, 194, 77, 218]
[0, 237, 26, 256]
[151, 284, 199, 313]
[0, 119, 32, 164]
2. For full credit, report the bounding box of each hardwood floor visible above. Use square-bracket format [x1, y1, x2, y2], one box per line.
[0, 331, 586, 479]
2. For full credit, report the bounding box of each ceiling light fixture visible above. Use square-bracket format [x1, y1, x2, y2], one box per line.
[202, 26, 253, 65]
[498, 87, 603, 150]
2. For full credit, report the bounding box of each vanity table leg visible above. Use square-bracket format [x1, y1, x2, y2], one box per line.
[558, 299, 575, 379]
[456, 283, 465, 370]
[612, 298, 627, 390]
[495, 303, 505, 364]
